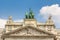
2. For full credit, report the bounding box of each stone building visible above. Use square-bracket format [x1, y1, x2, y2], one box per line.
[1, 9, 60, 40]
[0, 28, 4, 40]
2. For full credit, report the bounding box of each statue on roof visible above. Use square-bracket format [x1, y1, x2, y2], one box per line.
[29, 8, 34, 19]
[25, 8, 35, 19]
[25, 12, 29, 19]
[32, 13, 34, 19]
[48, 15, 52, 20]
[9, 16, 12, 20]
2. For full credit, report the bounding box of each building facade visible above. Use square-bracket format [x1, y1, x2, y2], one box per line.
[1, 10, 60, 40]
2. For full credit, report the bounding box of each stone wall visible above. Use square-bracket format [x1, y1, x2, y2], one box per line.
[0, 28, 4, 40]
[0, 34, 2, 40]
[5, 37, 54, 40]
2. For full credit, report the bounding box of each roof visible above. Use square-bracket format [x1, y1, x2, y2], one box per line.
[1, 26, 56, 38]
[3, 25, 55, 35]
[5, 22, 23, 26]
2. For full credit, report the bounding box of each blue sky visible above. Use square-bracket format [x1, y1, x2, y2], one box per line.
[0, 0, 60, 28]
[0, 0, 59, 19]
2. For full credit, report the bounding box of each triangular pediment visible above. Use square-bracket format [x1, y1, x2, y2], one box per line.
[3, 26, 54, 37]
[10, 27, 49, 36]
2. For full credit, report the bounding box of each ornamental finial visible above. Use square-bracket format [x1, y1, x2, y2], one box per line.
[9, 16, 12, 20]
[48, 15, 52, 20]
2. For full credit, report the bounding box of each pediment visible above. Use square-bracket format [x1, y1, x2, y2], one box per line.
[3, 26, 54, 37]
[10, 27, 49, 36]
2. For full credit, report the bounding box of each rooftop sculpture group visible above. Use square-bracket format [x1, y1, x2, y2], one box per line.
[25, 9, 34, 19]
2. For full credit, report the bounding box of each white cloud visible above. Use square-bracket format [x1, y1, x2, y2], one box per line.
[14, 19, 24, 22]
[0, 19, 7, 28]
[40, 4, 60, 28]
[40, 4, 60, 16]
[0, 18, 23, 28]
